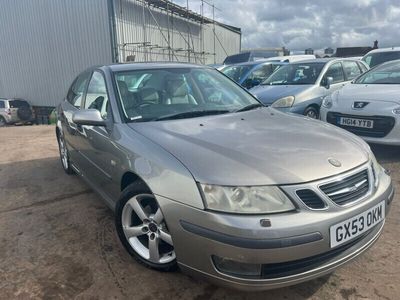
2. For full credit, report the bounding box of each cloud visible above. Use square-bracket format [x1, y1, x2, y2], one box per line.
[175, 0, 400, 50]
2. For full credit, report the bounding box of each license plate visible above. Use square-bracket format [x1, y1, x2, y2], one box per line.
[330, 201, 385, 248]
[338, 117, 374, 128]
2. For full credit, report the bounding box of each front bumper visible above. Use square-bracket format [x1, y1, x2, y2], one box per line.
[156, 169, 394, 291]
[320, 109, 400, 145]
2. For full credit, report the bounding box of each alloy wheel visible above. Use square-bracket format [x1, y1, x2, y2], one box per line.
[121, 194, 175, 264]
[58, 133, 69, 170]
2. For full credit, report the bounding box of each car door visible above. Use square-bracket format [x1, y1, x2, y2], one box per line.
[323, 62, 346, 94]
[59, 71, 91, 167]
[74, 70, 118, 199]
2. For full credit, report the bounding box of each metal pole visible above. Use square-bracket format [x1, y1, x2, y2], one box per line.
[187, 0, 190, 62]
[167, 1, 171, 61]
[142, 2, 147, 61]
[212, 4, 216, 64]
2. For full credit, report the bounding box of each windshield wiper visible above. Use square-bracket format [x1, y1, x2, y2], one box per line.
[235, 103, 264, 112]
[154, 110, 229, 121]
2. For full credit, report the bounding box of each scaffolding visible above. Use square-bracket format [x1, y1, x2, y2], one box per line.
[115, 0, 238, 64]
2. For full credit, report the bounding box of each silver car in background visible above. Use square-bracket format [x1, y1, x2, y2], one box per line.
[56, 63, 393, 291]
[250, 58, 369, 118]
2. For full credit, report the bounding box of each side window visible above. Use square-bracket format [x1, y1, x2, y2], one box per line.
[325, 63, 345, 84]
[248, 65, 274, 82]
[0, 100, 4, 109]
[342, 61, 362, 80]
[67, 72, 90, 108]
[84, 71, 109, 119]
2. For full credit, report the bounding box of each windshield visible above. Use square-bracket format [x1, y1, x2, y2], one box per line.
[262, 63, 325, 85]
[221, 65, 252, 82]
[354, 61, 400, 84]
[362, 51, 400, 68]
[114, 67, 261, 122]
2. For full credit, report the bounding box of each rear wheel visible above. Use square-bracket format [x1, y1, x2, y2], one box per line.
[0, 116, 6, 127]
[304, 106, 319, 119]
[57, 131, 74, 174]
[115, 184, 177, 271]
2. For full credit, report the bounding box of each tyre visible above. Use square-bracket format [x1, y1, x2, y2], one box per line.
[57, 130, 74, 174]
[115, 183, 177, 271]
[304, 106, 319, 119]
[0, 116, 6, 127]
[17, 107, 33, 121]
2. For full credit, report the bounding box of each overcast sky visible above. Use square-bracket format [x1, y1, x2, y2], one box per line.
[175, 0, 400, 51]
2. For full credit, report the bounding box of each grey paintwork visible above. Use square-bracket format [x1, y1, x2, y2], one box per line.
[250, 58, 369, 115]
[57, 62, 393, 290]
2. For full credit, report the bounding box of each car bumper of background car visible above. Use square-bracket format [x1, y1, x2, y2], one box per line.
[320, 109, 400, 145]
[156, 172, 393, 291]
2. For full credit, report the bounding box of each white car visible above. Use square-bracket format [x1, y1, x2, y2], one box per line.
[321, 59, 400, 145]
[362, 47, 400, 68]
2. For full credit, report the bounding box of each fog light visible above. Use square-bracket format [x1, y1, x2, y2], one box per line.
[212, 255, 261, 278]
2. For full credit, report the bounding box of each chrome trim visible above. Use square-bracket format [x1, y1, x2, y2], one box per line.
[281, 162, 373, 211]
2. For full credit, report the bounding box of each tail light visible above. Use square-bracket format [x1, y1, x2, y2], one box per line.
[5, 108, 11, 115]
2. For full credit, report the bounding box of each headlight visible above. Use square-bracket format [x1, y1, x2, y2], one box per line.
[322, 95, 333, 108]
[271, 96, 295, 108]
[392, 107, 400, 115]
[369, 152, 382, 188]
[200, 184, 296, 214]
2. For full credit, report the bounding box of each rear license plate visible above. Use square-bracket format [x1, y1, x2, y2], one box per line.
[330, 201, 385, 248]
[338, 117, 374, 128]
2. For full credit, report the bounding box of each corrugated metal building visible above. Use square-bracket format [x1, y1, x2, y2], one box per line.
[0, 0, 241, 108]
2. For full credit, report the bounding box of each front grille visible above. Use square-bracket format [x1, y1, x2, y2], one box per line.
[261, 232, 367, 279]
[327, 112, 395, 138]
[296, 189, 326, 209]
[320, 169, 369, 206]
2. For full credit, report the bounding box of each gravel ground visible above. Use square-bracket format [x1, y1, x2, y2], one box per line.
[0, 125, 398, 300]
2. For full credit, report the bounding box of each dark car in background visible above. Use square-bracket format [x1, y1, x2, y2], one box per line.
[250, 58, 369, 118]
[220, 61, 285, 89]
[0, 98, 34, 126]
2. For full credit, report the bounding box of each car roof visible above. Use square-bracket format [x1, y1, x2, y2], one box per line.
[290, 57, 361, 64]
[105, 62, 207, 72]
[366, 47, 400, 54]
[223, 61, 286, 67]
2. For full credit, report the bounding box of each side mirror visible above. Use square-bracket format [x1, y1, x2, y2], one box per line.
[324, 76, 333, 89]
[72, 109, 106, 126]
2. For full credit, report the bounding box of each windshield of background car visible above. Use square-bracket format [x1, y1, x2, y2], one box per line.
[362, 51, 400, 68]
[221, 65, 252, 82]
[114, 67, 261, 122]
[9, 100, 29, 108]
[262, 62, 325, 85]
[354, 61, 400, 84]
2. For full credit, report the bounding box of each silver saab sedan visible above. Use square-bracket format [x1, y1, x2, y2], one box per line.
[56, 63, 394, 291]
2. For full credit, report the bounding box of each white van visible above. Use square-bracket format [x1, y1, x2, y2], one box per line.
[258, 55, 316, 63]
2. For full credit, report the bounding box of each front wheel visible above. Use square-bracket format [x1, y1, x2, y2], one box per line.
[115, 184, 177, 271]
[304, 106, 319, 119]
[57, 131, 74, 174]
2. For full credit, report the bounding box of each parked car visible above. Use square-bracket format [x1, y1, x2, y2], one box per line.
[362, 47, 400, 68]
[321, 59, 400, 145]
[250, 58, 369, 118]
[220, 61, 285, 89]
[262, 55, 316, 63]
[56, 63, 393, 291]
[0, 98, 34, 126]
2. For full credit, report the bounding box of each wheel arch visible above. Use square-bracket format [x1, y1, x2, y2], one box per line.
[120, 171, 151, 193]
